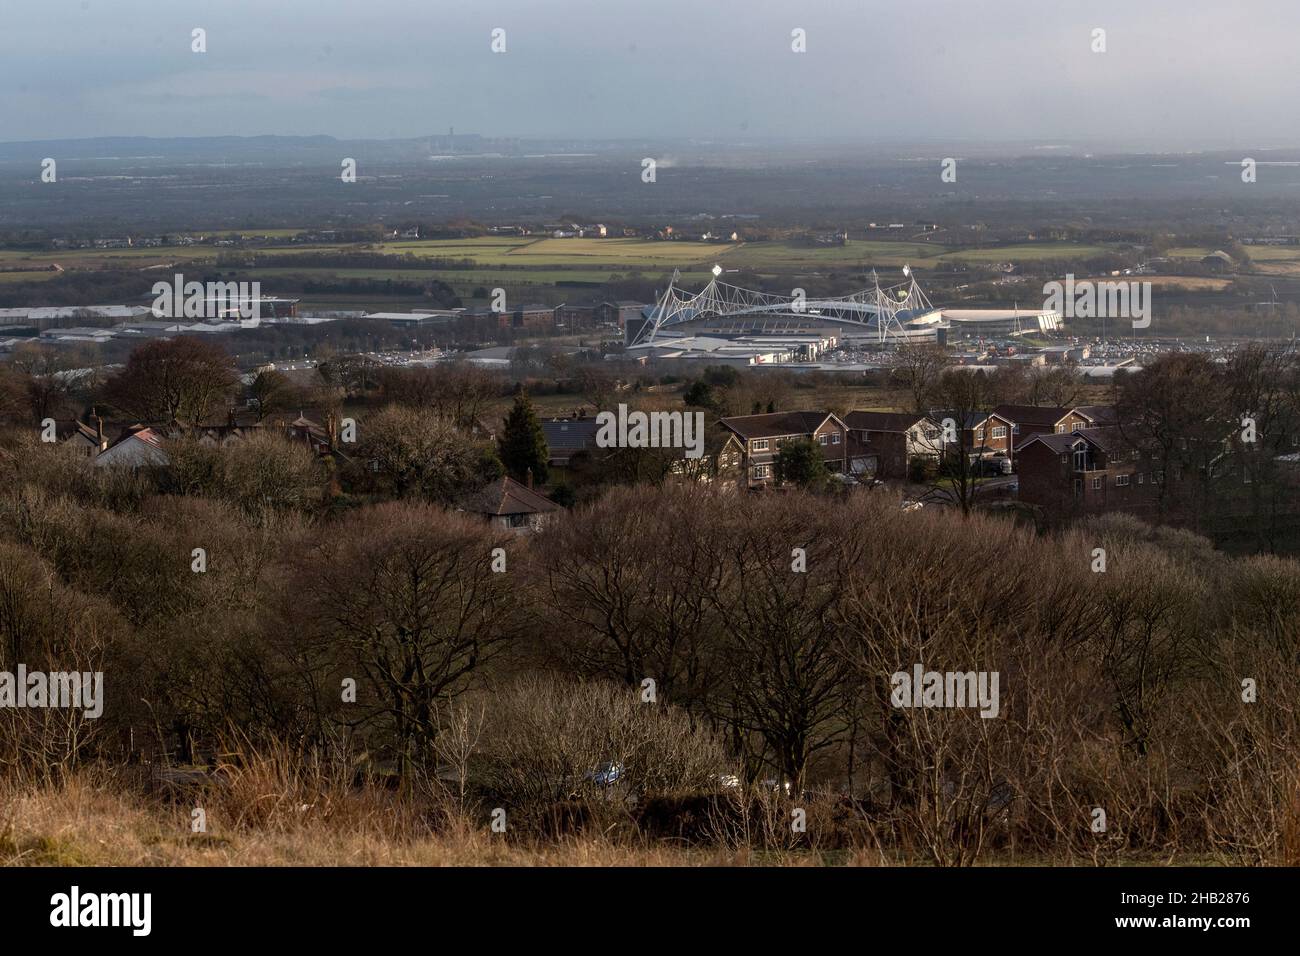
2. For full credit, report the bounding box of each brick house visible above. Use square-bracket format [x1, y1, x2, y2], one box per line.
[993, 403, 1118, 465]
[841, 411, 942, 479]
[719, 411, 853, 487]
[668, 428, 747, 488]
[1015, 427, 1159, 518]
[929, 410, 1016, 470]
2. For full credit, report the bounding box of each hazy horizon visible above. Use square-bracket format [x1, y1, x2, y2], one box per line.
[4, 0, 1298, 151]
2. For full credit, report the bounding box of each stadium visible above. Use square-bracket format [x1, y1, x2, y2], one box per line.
[626, 267, 1063, 348]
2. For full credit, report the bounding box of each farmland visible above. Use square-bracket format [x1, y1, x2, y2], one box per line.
[0, 230, 1285, 318]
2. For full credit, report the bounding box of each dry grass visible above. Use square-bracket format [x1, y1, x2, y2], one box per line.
[0, 769, 863, 867]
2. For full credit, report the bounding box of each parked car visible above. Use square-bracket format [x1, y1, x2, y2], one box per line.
[586, 761, 623, 787]
[976, 455, 1012, 476]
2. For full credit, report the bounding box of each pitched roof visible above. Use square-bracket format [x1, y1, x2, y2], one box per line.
[55, 419, 100, 444]
[111, 424, 165, 449]
[1017, 427, 1124, 456]
[461, 476, 561, 517]
[931, 410, 1014, 430]
[1072, 404, 1118, 426]
[993, 404, 1074, 430]
[719, 410, 839, 440]
[842, 411, 930, 433]
[542, 417, 601, 453]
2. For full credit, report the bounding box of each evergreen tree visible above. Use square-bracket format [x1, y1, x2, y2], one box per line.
[498, 391, 549, 485]
[774, 437, 829, 489]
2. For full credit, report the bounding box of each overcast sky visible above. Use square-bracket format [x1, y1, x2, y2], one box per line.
[3, 0, 1296, 148]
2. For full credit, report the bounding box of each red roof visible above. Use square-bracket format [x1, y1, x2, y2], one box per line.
[462, 476, 561, 517]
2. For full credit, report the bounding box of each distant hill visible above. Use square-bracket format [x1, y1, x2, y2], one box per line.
[0, 133, 509, 165]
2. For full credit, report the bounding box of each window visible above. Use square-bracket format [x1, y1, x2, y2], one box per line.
[831, 433, 841, 444]
[1071, 422, 1082, 432]
[1092, 477, 1102, 490]
[818, 434, 829, 445]
[1061, 454, 1069, 464]
[507, 513, 530, 528]
[1137, 473, 1144, 484]
[752, 463, 770, 479]
[751, 439, 769, 452]
[1116, 475, 1130, 487]
[1056, 424, 1066, 433]
[991, 426, 1007, 439]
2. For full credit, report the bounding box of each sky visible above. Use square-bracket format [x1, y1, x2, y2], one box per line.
[2, 0, 1298, 149]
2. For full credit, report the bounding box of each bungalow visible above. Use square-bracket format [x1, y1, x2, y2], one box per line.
[459, 476, 560, 533]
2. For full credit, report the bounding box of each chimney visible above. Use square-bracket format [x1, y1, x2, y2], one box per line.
[525, 467, 534, 490]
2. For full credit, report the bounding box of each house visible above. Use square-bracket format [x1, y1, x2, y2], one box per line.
[56, 415, 108, 456]
[459, 476, 560, 533]
[285, 413, 338, 457]
[1015, 427, 1156, 518]
[992, 404, 1118, 464]
[668, 427, 747, 488]
[992, 405, 1077, 440]
[718, 410, 854, 487]
[842, 411, 942, 479]
[94, 425, 169, 468]
[542, 416, 603, 468]
[929, 410, 1016, 467]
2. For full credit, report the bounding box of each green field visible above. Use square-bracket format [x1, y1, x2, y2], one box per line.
[938, 242, 1112, 263]
[2, 235, 1237, 303]
[0, 270, 61, 284]
[719, 239, 945, 270]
